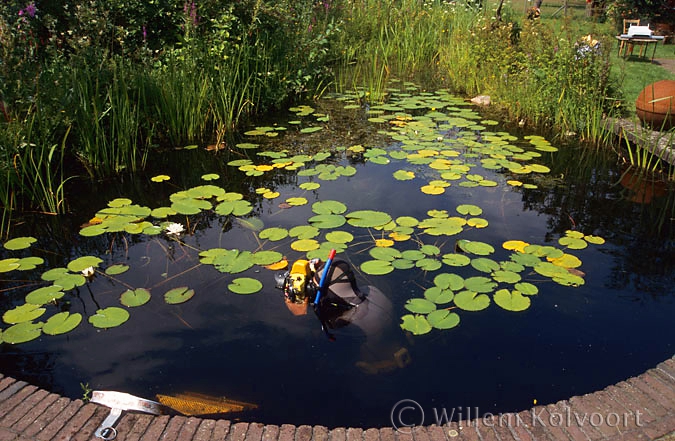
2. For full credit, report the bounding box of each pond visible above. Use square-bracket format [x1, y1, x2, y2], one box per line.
[1, 84, 674, 429]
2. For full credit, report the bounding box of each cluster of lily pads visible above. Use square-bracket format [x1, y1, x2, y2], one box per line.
[0, 84, 606, 344]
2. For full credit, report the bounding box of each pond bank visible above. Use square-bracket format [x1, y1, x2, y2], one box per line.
[1, 355, 675, 441]
[604, 118, 675, 166]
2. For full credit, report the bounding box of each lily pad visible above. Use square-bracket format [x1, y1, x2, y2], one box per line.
[67, 256, 103, 273]
[424, 287, 454, 304]
[88, 307, 130, 328]
[400, 314, 432, 335]
[346, 210, 392, 228]
[453, 290, 491, 311]
[494, 289, 531, 311]
[427, 309, 460, 330]
[43, 312, 82, 335]
[164, 287, 195, 304]
[3, 236, 37, 250]
[25, 285, 65, 305]
[259, 227, 289, 241]
[456, 204, 483, 216]
[2, 321, 43, 343]
[105, 264, 130, 275]
[360, 260, 394, 275]
[3, 303, 46, 324]
[228, 278, 263, 295]
[0, 258, 20, 273]
[457, 240, 495, 256]
[121, 288, 151, 307]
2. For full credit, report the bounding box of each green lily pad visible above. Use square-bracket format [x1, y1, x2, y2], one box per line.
[393, 170, 415, 181]
[3, 303, 46, 324]
[120, 288, 151, 307]
[584, 235, 605, 245]
[416, 258, 442, 271]
[346, 210, 392, 228]
[456, 204, 483, 216]
[3, 236, 37, 250]
[442, 253, 471, 267]
[88, 307, 130, 329]
[457, 240, 495, 256]
[2, 321, 43, 343]
[308, 214, 346, 229]
[427, 309, 460, 330]
[453, 290, 491, 311]
[291, 239, 320, 252]
[492, 270, 522, 284]
[424, 287, 454, 304]
[370, 247, 402, 261]
[400, 314, 432, 335]
[259, 227, 289, 241]
[43, 312, 82, 335]
[494, 289, 531, 311]
[558, 236, 588, 250]
[515, 282, 539, 295]
[471, 258, 500, 273]
[299, 182, 321, 190]
[25, 285, 65, 305]
[464, 276, 498, 293]
[360, 260, 394, 275]
[105, 264, 130, 275]
[228, 278, 263, 295]
[0, 258, 21, 273]
[325, 231, 354, 244]
[252, 250, 284, 266]
[67, 256, 103, 273]
[164, 287, 195, 304]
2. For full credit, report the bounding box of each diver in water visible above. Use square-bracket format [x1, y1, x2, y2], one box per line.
[275, 253, 411, 374]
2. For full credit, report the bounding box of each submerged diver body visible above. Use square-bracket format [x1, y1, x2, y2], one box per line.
[275, 254, 411, 374]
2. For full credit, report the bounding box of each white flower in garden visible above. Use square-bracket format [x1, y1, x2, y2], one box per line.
[166, 222, 185, 236]
[82, 266, 95, 278]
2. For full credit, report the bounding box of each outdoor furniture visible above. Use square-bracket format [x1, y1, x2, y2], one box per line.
[616, 20, 666, 61]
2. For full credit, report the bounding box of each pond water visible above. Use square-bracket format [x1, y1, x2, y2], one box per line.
[1, 86, 674, 429]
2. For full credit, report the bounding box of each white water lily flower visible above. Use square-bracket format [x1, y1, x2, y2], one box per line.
[165, 222, 185, 236]
[82, 266, 95, 278]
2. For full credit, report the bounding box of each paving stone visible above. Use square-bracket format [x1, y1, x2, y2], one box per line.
[378, 427, 395, 441]
[411, 426, 430, 441]
[212, 419, 232, 440]
[229, 421, 250, 441]
[506, 415, 537, 441]
[159, 415, 188, 441]
[545, 402, 589, 441]
[347, 427, 364, 441]
[653, 368, 675, 392]
[454, 422, 480, 441]
[296, 425, 313, 441]
[312, 426, 329, 441]
[122, 414, 155, 441]
[616, 379, 667, 419]
[21, 396, 71, 437]
[566, 396, 607, 441]
[604, 384, 657, 424]
[0, 378, 18, 397]
[0, 427, 19, 441]
[657, 359, 675, 382]
[485, 416, 517, 441]
[176, 417, 202, 441]
[0, 388, 49, 427]
[641, 415, 675, 440]
[473, 417, 502, 441]
[0, 382, 28, 408]
[262, 424, 280, 441]
[363, 427, 380, 441]
[329, 427, 346, 441]
[50, 402, 97, 441]
[426, 424, 450, 441]
[279, 424, 297, 441]
[34, 399, 82, 441]
[192, 419, 216, 441]
[629, 377, 675, 412]
[640, 371, 675, 405]
[103, 413, 141, 441]
[245, 422, 265, 441]
[70, 405, 110, 441]
[10, 392, 60, 432]
[603, 429, 652, 441]
[138, 414, 171, 441]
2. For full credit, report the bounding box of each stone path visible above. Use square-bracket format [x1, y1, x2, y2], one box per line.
[1, 355, 675, 441]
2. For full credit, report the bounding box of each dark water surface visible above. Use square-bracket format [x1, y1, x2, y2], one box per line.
[1, 95, 673, 429]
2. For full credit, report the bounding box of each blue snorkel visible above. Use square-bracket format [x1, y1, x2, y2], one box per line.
[313, 249, 337, 340]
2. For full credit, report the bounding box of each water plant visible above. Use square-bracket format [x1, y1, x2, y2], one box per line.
[0, 86, 608, 345]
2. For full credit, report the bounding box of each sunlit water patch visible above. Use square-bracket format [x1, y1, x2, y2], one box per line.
[1, 87, 673, 428]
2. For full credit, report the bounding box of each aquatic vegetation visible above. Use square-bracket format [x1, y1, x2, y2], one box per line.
[0, 87, 606, 345]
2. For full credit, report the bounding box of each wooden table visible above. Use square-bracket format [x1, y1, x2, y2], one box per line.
[616, 35, 665, 61]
